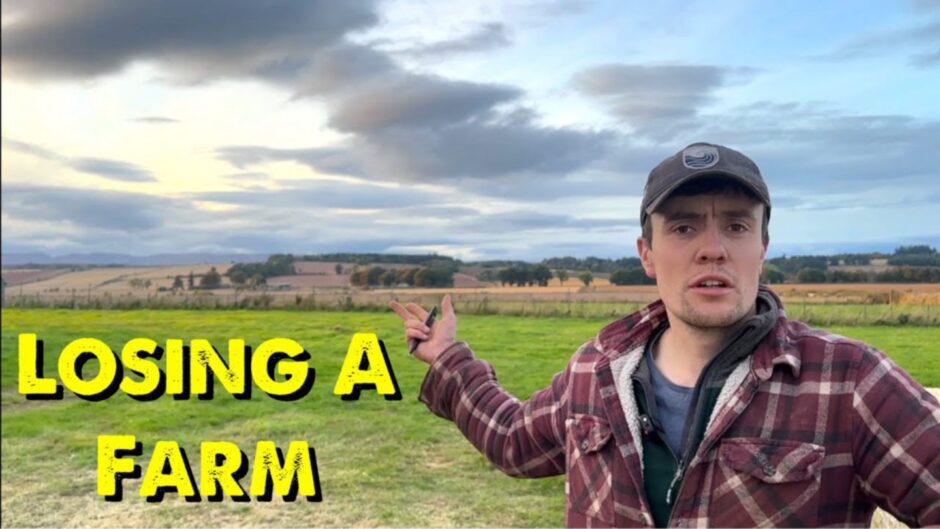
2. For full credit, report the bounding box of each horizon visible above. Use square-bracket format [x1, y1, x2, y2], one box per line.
[2, 1, 939, 261]
[3, 241, 938, 268]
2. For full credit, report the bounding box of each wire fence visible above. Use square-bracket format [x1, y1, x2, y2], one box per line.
[3, 288, 938, 326]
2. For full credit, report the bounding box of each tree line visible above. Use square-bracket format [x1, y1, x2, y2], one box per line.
[349, 264, 457, 288]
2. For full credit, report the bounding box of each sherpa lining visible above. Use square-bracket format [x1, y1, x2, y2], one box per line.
[610, 346, 646, 473]
[704, 358, 751, 435]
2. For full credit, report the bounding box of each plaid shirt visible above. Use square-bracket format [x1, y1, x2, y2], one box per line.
[419, 288, 940, 527]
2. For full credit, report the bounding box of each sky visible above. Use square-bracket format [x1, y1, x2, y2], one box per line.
[2, 0, 939, 262]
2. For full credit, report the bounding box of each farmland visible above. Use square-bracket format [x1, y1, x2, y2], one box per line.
[3, 264, 939, 326]
[2, 308, 937, 527]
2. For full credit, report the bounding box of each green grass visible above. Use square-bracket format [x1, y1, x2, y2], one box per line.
[2, 309, 937, 527]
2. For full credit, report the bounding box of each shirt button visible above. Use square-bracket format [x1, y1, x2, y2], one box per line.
[762, 464, 776, 476]
[580, 440, 590, 451]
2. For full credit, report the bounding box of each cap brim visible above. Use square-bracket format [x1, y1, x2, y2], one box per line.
[644, 169, 767, 218]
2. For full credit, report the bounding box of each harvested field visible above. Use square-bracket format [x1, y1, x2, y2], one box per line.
[0, 268, 69, 286]
[452, 273, 488, 288]
[5, 264, 233, 294]
[267, 274, 351, 288]
[292, 261, 352, 274]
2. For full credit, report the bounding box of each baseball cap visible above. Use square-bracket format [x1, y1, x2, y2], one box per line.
[640, 142, 771, 227]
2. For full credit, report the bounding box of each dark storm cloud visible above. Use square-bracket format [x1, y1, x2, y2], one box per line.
[2, 184, 167, 231]
[391, 23, 512, 58]
[1, 0, 378, 80]
[3, 137, 156, 182]
[572, 64, 757, 126]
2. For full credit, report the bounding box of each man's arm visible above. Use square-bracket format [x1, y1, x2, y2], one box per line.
[390, 296, 570, 478]
[852, 345, 940, 526]
[417, 340, 574, 478]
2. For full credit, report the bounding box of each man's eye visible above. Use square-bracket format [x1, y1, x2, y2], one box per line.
[728, 223, 748, 232]
[674, 225, 694, 234]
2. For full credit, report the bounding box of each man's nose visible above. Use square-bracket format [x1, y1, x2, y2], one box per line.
[695, 224, 728, 263]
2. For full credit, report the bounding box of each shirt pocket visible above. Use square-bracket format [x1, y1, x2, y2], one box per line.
[709, 438, 825, 527]
[566, 414, 615, 526]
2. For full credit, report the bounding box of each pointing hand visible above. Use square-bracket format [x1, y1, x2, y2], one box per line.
[388, 295, 457, 364]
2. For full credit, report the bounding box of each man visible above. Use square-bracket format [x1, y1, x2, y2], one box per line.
[390, 142, 940, 527]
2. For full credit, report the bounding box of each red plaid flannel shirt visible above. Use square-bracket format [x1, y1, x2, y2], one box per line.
[419, 288, 940, 527]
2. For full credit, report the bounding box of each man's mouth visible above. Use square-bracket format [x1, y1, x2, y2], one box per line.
[698, 279, 726, 288]
[689, 275, 735, 291]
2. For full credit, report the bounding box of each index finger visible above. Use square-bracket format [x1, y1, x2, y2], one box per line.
[388, 301, 418, 321]
[405, 302, 430, 321]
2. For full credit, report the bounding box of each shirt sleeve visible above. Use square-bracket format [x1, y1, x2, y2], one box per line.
[851, 345, 940, 527]
[418, 341, 577, 478]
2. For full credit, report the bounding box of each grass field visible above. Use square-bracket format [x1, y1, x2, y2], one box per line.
[2, 309, 936, 527]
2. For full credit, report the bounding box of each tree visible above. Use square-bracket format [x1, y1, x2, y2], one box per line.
[335, 263, 343, 275]
[578, 271, 593, 287]
[760, 263, 786, 284]
[761, 267, 786, 284]
[556, 269, 569, 285]
[893, 245, 936, 256]
[187, 271, 195, 290]
[609, 268, 654, 285]
[367, 266, 386, 286]
[414, 265, 454, 287]
[396, 268, 418, 286]
[227, 269, 247, 285]
[796, 267, 826, 284]
[200, 267, 222, 289]
[532, 265, 553, 287]
[172, 275, 184, 290]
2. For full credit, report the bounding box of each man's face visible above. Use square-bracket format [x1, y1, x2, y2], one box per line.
[637, 191, 767, 329]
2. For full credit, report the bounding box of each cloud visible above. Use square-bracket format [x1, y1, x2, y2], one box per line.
[459, 211, 631, 232]
[2, 0, 612, 189]
[290, 43, 396, 97]
[215, 145, 368, 177]
[810, 19, 940, 68]
[571, 64, 757, 136]
[217, 118, 613, 184]
[193, 179, 441, 210]
[686, 108, 940, 193]
[68, 158, 155, 183]
[329, 76, 521, 133]
[2, 184, 167, 231]
[3, 137, 156, 182]
[132, 116, 178, 123]
[1, 0, 378, 81]
[355, 120, 613, 180]
[390, 22, 512, 58]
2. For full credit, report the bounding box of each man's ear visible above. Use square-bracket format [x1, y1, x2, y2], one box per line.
[637, 236, 656, 279]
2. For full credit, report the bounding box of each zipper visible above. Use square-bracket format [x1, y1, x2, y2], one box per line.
[665, 459, 684, 505]
[664, 371, 761, 526]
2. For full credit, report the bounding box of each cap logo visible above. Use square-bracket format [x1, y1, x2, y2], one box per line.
[683, 145, 719, 169]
